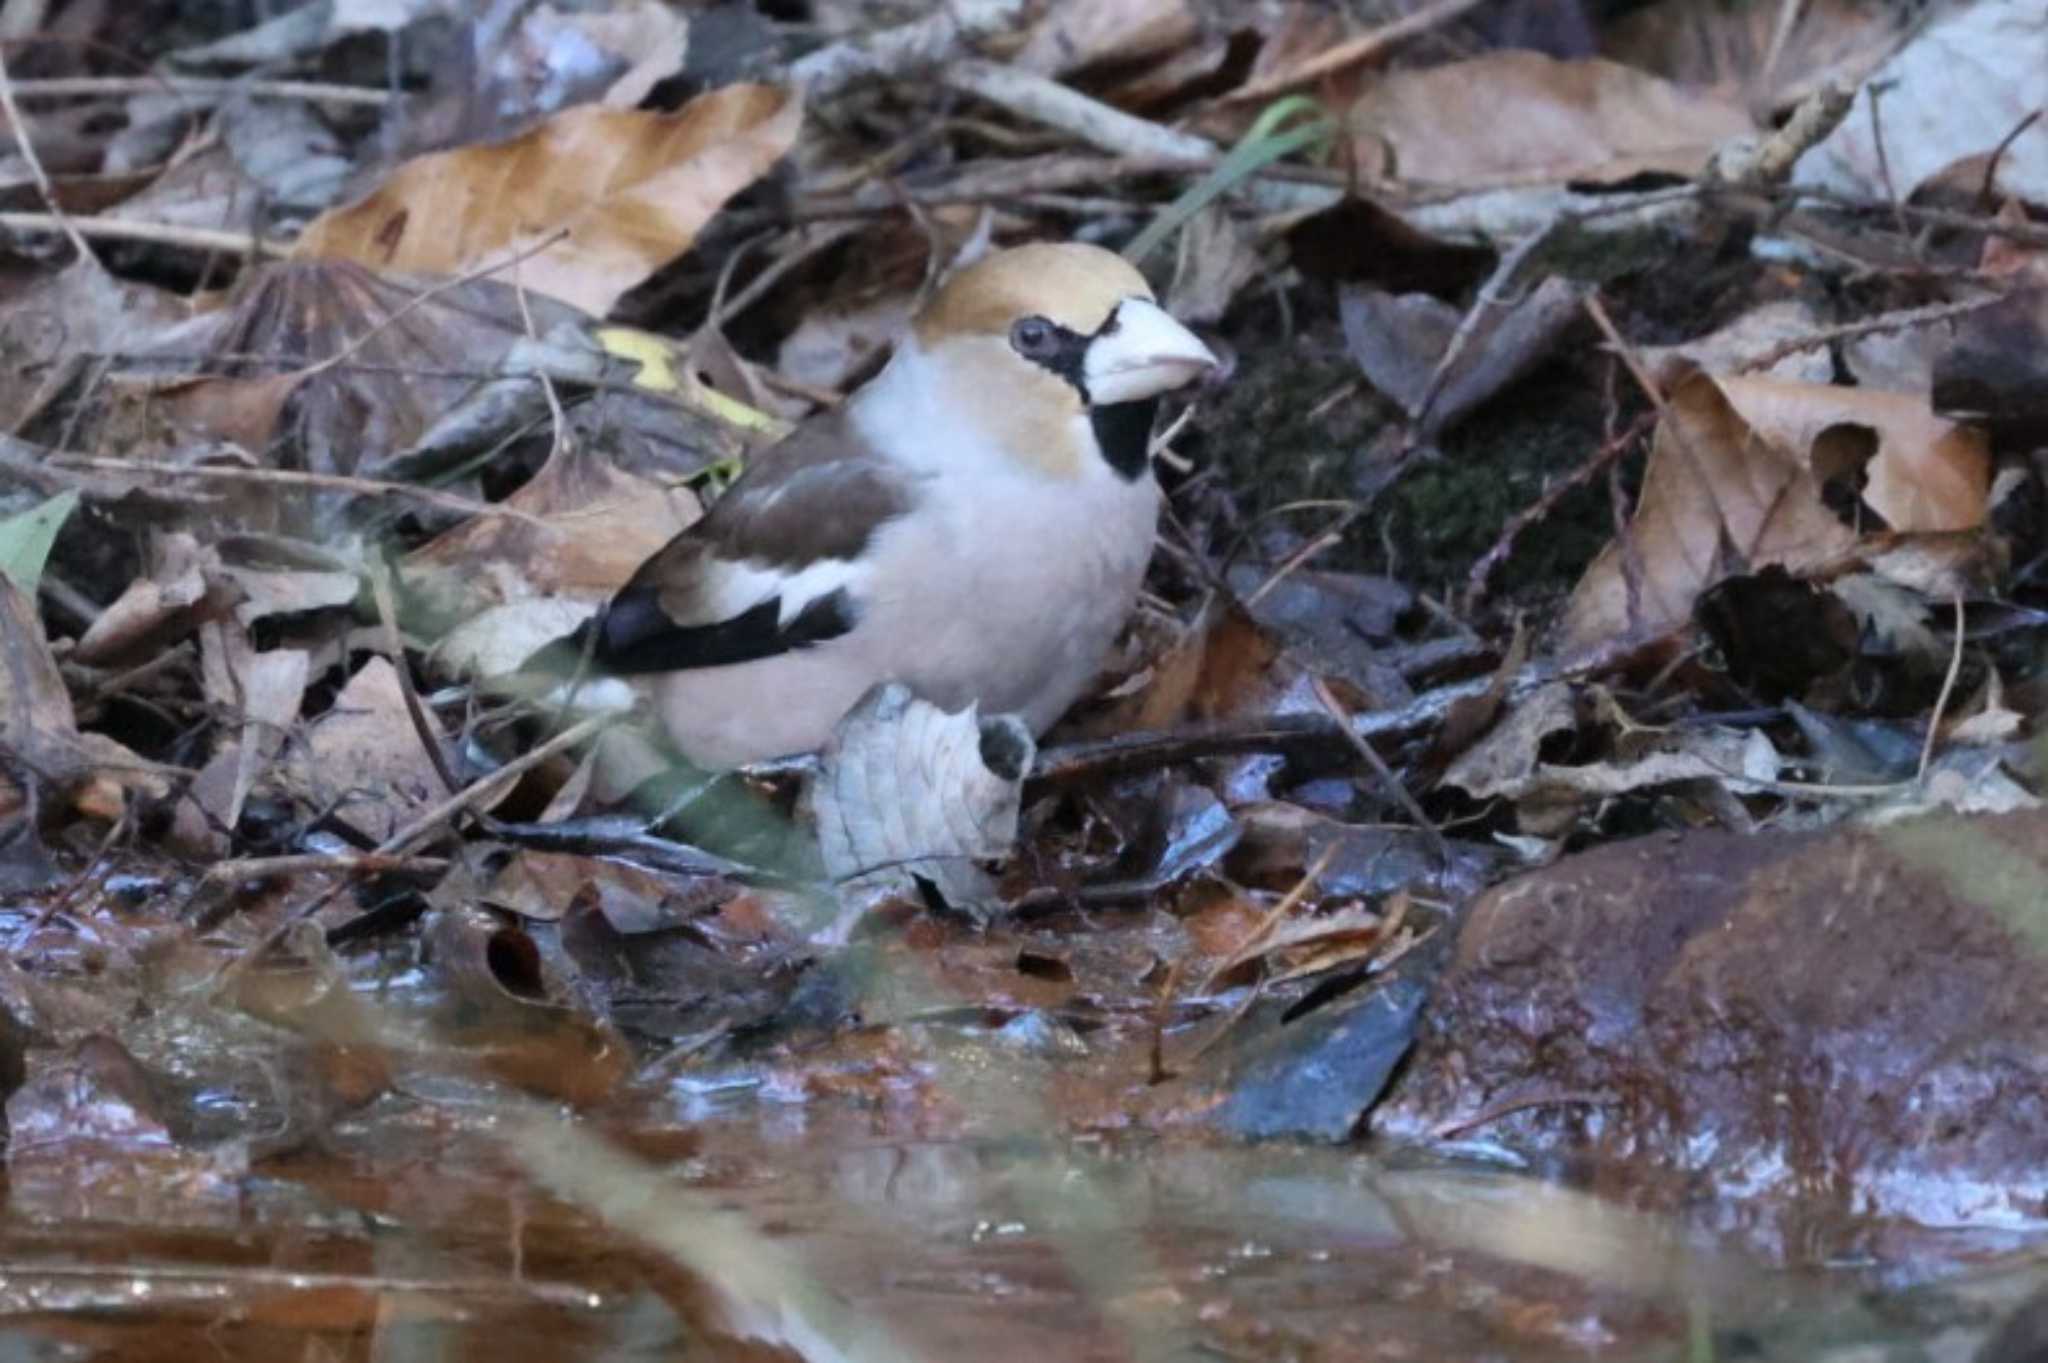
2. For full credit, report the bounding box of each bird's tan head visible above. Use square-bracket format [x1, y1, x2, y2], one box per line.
[915, 242, 1152, 346]
[906, 242, 1218, 480]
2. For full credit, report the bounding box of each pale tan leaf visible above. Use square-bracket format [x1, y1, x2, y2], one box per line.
[293, 85, 801, 316]
[1348, 52, 1753, 187]
[1717, 378, 1990, 532]
[1565, 374, 1991, 646]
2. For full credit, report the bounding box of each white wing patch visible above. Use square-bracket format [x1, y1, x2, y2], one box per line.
[697, 555, 868, 628]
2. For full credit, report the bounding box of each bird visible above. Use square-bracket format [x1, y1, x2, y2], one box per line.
[552, 241, 1219, 770]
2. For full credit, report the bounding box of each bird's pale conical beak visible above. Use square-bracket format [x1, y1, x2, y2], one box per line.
[1083, 297, 1219, 406]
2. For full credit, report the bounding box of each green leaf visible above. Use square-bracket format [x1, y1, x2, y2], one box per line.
[0, 489, 79, 596]
[1123, 96, 1336, 265]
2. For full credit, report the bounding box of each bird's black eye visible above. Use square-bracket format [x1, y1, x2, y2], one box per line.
[1010, 315, 1059, 360]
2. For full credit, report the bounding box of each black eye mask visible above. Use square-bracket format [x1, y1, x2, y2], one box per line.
[1011, 304, 1156, 482]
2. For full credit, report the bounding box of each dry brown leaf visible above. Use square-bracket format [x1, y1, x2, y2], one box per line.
[1441, 682, 1577, 803]
[1014, 0, 1196, 76]
[0, 575, 82, 775]
[1212, 900, 1388, 988]
[1602, 0, 1903, 114]
[1348, 51, 1753, 187]
[1934, 285, 2048, 450]
[293, 85, 801, 317]
[282, 657, 447, 840]
[200, 621, 310, 832]
[0, 575, 163, 818]
[92, 261, 599, 490]
[1470, 726, 1784, 806]
[405, 445, 700, 621]
[1565, 373, 1991, 647]
[73, 532, 229, 666]
[776, 293, 912, 392]
[1733, 380, 1991, 531]
[1087, 599, 1284, 735]
[0, 263, 185, 436]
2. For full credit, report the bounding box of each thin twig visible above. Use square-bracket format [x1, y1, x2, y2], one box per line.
[1310, 674, 1451, 865]
[1918, 590, 1966, 783]
[369, 558, 460, 798]
[293, 227, 574, 383]
[1757, 0, 1808, 103]
[712, 222, 860, 328]
[944, 59, 1214, 162]
[1864, 80, 1911, 242]
[3, 75, 392, 105]
[1197, 845, 1340, 996]
[45, 456, 549, 525]
[1033, 636, 1656, 784]
[1787, 188, 2048, 248]
[1466, 413, 1653, 609]
[1735, 292, 2005, 374]
[383, 715, 613, 859]
[790, 0, 1027, 100]
[0, 43, 92, 262]
[1978, 110, 2043, 209]
[1408, 222, 1558, 435]
[941, 62, 1331, 216]
[0, 209, 286, 256]
[199, 852, 452, 886]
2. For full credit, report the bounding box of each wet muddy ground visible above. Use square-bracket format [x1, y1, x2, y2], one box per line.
[1, 878, 2044, 1363]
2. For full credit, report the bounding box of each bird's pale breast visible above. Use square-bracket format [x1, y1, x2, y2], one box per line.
[654, 458, 1159, 767]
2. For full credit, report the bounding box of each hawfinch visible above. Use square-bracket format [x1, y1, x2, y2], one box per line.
[566, 242, 1219, 769]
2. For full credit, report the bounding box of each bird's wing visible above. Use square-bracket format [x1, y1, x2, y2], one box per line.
[577, 407, 918, 675]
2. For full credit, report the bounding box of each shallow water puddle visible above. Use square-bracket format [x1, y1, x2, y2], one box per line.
[0, 1081, 2038, 1363]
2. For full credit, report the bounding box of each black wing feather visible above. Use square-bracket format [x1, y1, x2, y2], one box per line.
[586, 583, 858, 674]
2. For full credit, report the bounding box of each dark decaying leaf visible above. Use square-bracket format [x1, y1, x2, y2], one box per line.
[1693, 566, 1859, 702]
[1340, 275, 1585, 437]
[1934, 285, 2048, 448]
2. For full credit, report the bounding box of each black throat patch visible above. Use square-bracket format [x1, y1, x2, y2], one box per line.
[1090, 398, 1159, 481]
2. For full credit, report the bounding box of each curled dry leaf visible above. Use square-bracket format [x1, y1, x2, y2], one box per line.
[200, 621, 310, 833]
[1565, 372, 1991, 647]
[1348, 51, 1753, 187]
[294, 85, 802, 317]
[1458, 720, 1785, 807]
[808, 683, 1033, 923]
[73, 532, 227, 666]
